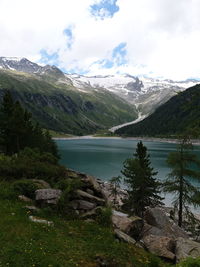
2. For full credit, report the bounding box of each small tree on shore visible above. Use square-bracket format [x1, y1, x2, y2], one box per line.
[163, 136, 200, 227]
[109, 176, 121, 207]
[122, 141, 163, 218]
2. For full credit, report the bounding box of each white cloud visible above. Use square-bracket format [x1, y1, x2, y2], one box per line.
[0, 0, 200, 80]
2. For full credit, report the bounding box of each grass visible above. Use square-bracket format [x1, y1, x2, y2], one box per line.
[0, 181, 171, 267]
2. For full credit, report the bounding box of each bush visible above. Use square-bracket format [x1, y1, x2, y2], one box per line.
[13, 179, 39, 198]
[96, 206, 112, 227]
[56, 178, 83, 214]
[0, 148, 66, 182]
[177, 257, 200, 267]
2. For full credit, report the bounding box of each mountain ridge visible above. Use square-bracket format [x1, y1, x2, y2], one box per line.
[116, 84, 200, 137]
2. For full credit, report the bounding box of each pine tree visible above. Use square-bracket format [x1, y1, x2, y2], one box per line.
[122, 141, 163, 217]
[0, 91, 59, 158]
[0, 91, 15, 154]
[163, 136, 200, 227]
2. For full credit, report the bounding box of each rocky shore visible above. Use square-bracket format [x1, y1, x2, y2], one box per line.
[18, 169, 200, 264]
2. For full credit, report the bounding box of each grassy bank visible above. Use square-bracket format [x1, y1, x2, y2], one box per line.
[0, 181, 170, 267]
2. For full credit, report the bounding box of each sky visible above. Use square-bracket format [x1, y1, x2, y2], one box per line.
[0, 0, 200, 80]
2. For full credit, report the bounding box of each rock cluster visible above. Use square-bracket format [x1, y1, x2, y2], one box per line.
[17, 169, 200, 264]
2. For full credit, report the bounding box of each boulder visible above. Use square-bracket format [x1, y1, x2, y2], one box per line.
[143, 235, 175, 261]
[83, 175, 105, 199]
[31, 179, 51, 189]
[81, 206, 103, 219]
[175, 237, 200, 262]
[18, 195, 33, 202]
[35, 189, 62, 205]
[69, 200, 96, 210]
[114, 229, 143, 248]
[24, 205, 40, 212]
[144, 208, 188, 239]
[112, 210, 143, 238]
[76, 189, 105, 205]
[29, 216, 54, 226]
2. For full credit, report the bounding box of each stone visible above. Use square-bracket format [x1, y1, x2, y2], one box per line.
[175, 237, 200, 262]
[24, 205, 40, 212]
[84, 175, 103, 195]
[18, 195, 32, 202]
[76, 189, 105, 205]
[81, 206, 103, 219]
[86, 189, 94, 195]
[29, 216, 54, 226]
[143, 208, 188, 239]
[31, 179, 51, 189]
[114, 229, 142, 248]
[69, 200, 96, 210]
[143, 234, 175, 261]
[112, 210, 143, 238]
[35, 189, 62, 205]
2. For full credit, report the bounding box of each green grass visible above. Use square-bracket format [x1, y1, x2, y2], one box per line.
[0, 181, 170, 267]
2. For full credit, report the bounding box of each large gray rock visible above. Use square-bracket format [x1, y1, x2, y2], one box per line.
[69, 200, 96, 210]
[143, 234, 175, 261]
[35, 189, 62, 205]
[112, 210, 143, 238]
[76, 189, 105, 205]
[144, 208, 188, 239]
[175, 237, 200, 262]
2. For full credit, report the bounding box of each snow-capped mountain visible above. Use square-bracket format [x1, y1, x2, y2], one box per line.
[0, 57, 199, 119]
[67, 74, 198, 116]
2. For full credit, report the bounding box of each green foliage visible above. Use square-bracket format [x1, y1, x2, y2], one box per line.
[96, 206, 113, 227]
[117, 84, 200, 137]
[177, 257, 200, 267]
[0, 70, 137, 135]
[13, 179, 39, 198]
[56, 178, 83, 213]
[163, 136, 200, 227]
[122, 141, 163, 217]
[0, 148, 65, 182]
[0, 91, 59, 157]
[109, 176, 121, 207]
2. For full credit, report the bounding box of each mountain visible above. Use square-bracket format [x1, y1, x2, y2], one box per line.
[68, 74, 197, 116]
[116, 84, 200, 136]
[0, 58, 137, 135]
[0, 57, 198, 135]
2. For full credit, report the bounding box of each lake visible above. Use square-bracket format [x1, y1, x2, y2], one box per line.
[56, 138, 200, 205]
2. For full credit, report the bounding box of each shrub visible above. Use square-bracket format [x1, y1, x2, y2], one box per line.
[177, 257, 200, 267]
[13, 179, 39, 198]
[57, 178, 83, 214]
[0, 148, 66, 182]
[96, 206, 112, 227]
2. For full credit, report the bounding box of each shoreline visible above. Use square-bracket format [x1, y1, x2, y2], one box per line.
[54, 135, 200, 145]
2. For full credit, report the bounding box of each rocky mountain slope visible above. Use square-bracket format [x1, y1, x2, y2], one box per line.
[0, 57, 198, 134]
[0, 58, 137, 135]
[116, 84, 200, 136]
[68, 73, 197, 116]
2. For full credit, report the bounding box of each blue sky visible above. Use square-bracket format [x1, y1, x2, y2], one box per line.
[1, 0, 200, 80]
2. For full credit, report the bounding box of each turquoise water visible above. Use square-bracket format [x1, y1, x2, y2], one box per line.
[56, 138, 200, 182]
[56, 138, 200, 206]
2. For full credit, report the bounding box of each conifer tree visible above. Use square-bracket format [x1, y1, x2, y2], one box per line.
[122, 141, 163, 217]
[163, 136, 200, 227]
[0, 91, 59, 158]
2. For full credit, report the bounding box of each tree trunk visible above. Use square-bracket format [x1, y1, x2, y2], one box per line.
[178, 176, 183, 227]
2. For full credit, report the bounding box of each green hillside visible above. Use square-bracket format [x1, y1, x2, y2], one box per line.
[0, 70, 137, 135]
[116, 84, 200, 137]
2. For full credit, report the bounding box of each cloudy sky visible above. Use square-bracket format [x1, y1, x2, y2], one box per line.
[0, 0, 200, 80]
